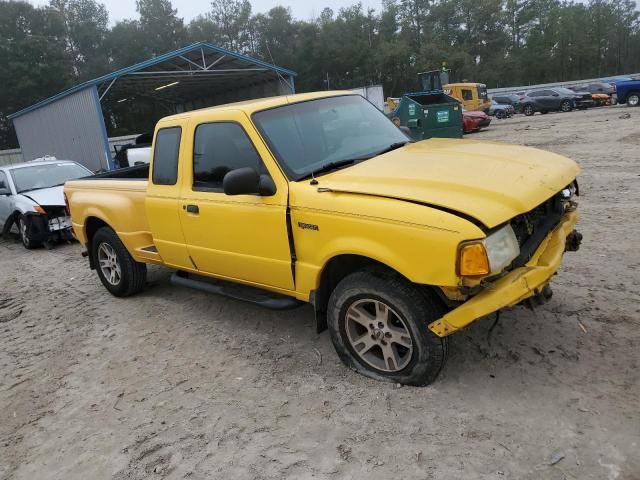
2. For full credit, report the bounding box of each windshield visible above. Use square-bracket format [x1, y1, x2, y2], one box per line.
[252, 95, 408, 180]
[11, 162, 91, 193]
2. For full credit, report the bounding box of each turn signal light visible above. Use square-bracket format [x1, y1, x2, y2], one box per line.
[32, 205, 46, 215]
[458, 242, 490, 276]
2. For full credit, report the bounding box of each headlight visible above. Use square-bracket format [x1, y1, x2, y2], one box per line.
[458, 225, 520, 277]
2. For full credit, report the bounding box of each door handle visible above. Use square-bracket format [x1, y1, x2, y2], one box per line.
[185, 204, 199, 214]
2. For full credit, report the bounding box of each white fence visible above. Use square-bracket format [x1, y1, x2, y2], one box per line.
[0, 149, 23, 166]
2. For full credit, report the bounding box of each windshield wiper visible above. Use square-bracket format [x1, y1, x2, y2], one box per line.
[301, 159, 359, 180]
[300, 141, 409, 182]
[371, 141, 409, 157]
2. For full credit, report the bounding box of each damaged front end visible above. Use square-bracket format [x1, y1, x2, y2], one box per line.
[23, 205, 74, 245]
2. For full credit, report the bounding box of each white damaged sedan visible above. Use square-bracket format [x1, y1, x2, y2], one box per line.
[0, 159, 92, 249]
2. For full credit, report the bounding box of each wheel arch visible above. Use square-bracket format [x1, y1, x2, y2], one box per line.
[2, 210, 22, 235]
[311, 253, 441, 333]
[85, 216, 112, 269]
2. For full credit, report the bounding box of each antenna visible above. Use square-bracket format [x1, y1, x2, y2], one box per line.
[310, 170, 318, 185]
[265, 42, 294, 94]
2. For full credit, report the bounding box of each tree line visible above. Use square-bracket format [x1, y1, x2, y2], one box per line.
[1, 0, 639, 149]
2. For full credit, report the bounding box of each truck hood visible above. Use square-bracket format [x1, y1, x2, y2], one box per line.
[318, 138, 580, 228]
[20, 185, 65, 206]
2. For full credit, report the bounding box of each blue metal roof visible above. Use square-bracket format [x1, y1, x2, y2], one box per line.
[9, 42, 297, 119]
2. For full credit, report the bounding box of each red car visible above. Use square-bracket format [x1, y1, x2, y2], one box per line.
[463, 110, 491, 133]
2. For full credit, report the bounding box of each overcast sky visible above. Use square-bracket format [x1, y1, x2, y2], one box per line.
[26, 0, 385, 23]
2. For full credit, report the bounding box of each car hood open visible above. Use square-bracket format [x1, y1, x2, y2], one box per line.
[317, 138, 580, 228]
[20, 185, 65, 206]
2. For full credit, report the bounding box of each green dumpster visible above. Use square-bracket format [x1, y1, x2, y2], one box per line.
[389, 92, 463, 141]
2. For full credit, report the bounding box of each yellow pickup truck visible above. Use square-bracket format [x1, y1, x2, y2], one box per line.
[65, 91, 582, 386]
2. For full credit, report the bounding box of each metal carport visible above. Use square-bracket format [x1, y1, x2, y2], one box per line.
[8, 42, 296, 172]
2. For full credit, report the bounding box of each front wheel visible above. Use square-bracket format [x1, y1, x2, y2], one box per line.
[91, 226, 146, 297]
[627, 93, 640, 107]
[327, 271, 448, 386]
[560, 100, 572, 112]
[495, 110, 505, 119]
[523, 104, 535, 116]
[19, 215, 41, 249]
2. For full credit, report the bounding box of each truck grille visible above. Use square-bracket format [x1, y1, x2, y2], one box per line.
[509, 192, 565, 267]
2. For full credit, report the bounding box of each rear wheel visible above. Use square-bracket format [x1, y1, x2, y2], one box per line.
[91, 226, 146, 297]
[523, 104, 535, 116]
[19, 215, 41, 249]
[495, 110, 505, 119]
[327, 270, 448, 386]
[627, 93, 640, 107]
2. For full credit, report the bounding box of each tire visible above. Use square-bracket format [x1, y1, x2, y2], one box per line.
[19, 215, 41, 249]
[327, 270, 448, 386]
[541, 110, 549, 114]
[91, 226, 146, 297]
[495, 110, 505, 119]
[627, 93, 640, 107]
[560, 100, 572, 112]
[523, 104, 535, 116]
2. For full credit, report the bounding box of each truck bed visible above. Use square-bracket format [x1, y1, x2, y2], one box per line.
[64, 168, 155, 262]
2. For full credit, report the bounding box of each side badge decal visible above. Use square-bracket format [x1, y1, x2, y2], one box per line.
[298, 222, 319, 231]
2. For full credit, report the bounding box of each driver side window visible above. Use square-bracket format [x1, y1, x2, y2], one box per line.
[193, 122, 264, 191]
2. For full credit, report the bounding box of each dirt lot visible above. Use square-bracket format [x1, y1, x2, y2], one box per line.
[1, 105, 639, 480]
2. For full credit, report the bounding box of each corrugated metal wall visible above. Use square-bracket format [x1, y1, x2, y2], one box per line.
[12, 86, 111, 172]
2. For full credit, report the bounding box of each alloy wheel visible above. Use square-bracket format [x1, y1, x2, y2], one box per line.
[98, 242, 122, 286]
[345, 298, 413, 372]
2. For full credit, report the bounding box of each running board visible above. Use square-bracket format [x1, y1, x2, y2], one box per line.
[170, 271, 304, 310]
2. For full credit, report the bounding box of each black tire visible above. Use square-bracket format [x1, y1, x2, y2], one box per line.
[19, 215, 41, 249]
[327, 270, 448, 386]
[495, 110, 505, 119]
[560, 100, 572, 112]
[541, 110, 549, 114]
[627, 93, 640, 107]
[91, 226, 146, 297]
[523, 104, 535, 116]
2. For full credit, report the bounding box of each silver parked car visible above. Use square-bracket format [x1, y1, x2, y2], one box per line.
[0, 158, 92, 248]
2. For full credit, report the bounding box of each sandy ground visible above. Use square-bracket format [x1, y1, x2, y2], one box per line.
[0, 105, 639, 480]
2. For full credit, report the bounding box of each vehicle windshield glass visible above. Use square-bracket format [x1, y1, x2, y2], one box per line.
[11, 163, 91, 193]
[477, 86, 488, 100]
[252, 95, 408, 180]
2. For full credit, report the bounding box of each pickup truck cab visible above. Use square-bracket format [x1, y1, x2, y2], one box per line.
[65, 91, 582, 386]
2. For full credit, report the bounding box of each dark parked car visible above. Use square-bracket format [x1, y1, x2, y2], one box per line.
[520, 88, 591, 116]
[492, 94, 522, 112]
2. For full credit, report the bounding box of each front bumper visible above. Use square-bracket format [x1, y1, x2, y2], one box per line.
[429, 210, 579, 337]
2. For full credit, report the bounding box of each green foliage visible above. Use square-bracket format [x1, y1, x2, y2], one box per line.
[1, 0, 640, 148]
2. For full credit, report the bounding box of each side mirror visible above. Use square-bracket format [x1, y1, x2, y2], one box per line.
[552, 93, 559, 97]
[223, 167, 276, 196]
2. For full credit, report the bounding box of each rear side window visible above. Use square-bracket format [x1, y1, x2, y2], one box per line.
[461, 89, 473, 101]
[192, 122, 263, 190]
[152, 127, 182, 185]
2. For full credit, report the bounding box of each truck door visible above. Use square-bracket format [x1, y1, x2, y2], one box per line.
[178, 113, 294, 291]
[145, 125, 192, 270]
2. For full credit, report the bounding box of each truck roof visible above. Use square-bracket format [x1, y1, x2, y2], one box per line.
[160, 90, 356, 123]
